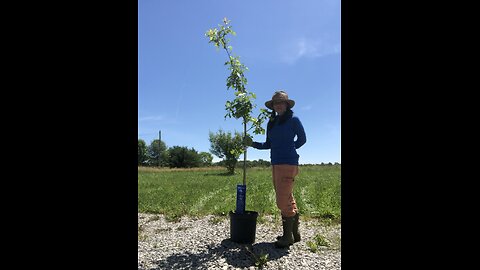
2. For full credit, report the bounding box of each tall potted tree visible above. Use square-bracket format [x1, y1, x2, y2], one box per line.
[206, 18, 269, 244]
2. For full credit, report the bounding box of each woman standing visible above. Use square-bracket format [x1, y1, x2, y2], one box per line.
[245, 90, 307, 248]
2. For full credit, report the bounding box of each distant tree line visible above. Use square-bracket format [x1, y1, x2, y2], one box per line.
[217, 159, 271, 168]
[300, 162, 341, 166]
[137, 138, 271, 169]
[138, 129, 339, 172]
[138, 139, 213, 168]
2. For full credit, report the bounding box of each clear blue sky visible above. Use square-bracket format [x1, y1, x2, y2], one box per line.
[138, 0, 341, 164]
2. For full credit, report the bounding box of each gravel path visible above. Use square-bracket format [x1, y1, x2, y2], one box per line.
[138, 213, 341, 269]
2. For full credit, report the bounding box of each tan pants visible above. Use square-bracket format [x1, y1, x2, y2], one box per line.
[272, 165, 299, 218]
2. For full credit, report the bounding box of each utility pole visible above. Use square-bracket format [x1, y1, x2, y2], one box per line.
[158, 130, 161, 168]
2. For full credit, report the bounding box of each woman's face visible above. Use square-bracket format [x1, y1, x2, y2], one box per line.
[273, 101, 287, 115]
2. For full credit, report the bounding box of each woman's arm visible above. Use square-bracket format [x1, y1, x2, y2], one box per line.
[293, 117, 306, 149]
[252, 128, 271, 149]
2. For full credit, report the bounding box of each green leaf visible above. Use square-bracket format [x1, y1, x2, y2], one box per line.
[207, 19, 267, 137]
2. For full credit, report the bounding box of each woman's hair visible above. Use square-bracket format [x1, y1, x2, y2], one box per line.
[267, 107, 293, 131]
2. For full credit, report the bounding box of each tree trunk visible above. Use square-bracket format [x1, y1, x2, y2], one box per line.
[243, 119, 247, 186]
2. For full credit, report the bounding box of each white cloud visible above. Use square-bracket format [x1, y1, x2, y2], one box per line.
[281, 37, 340, 64]
[301, 105, 313, 111]
[138, 115, 165, 121]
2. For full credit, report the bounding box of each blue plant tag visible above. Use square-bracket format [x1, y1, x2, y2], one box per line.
[236, 184, 246, 213]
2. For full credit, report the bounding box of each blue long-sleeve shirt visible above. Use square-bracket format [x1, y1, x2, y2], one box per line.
[252, 115, 306, 165]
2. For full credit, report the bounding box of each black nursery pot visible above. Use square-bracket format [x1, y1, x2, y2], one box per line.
[229, 210, 258, 244]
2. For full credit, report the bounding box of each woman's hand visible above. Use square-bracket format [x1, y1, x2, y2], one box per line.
[243, 136, 253, 147]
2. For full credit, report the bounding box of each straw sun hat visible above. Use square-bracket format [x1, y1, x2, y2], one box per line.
[265, 90, 295, 110]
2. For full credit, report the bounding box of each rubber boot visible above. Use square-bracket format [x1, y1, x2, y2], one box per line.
[277, 212, 301, 243]
[292, 212, 301, 242]
[274, 216, 294, 248]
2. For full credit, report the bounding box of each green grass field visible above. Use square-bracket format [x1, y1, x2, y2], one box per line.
[138, 165, 340, 222]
